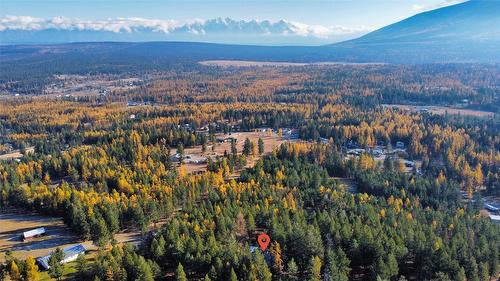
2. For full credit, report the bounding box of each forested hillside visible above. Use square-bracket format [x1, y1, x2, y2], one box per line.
[0, 63, 499, 280]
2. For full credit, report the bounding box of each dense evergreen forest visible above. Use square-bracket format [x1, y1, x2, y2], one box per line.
[0, 64, 498, 280]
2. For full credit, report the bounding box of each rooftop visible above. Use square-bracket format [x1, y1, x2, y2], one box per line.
[23, 227, 46, 239]
[36, 244, 86, 269]
[489, 215, 500, 222]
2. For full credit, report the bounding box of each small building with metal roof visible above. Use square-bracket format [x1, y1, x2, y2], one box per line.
[485, 203, 499, 213]
[22, 227, 46, 241]
[489, 214, 500, 224]
[36, 244, 86, 270]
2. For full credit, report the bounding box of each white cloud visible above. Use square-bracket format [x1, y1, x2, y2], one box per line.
[412, 0, 467, 12]
[0, 16, 372, 38]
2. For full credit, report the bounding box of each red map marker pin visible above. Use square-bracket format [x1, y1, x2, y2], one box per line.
[258, 233, 270, 251]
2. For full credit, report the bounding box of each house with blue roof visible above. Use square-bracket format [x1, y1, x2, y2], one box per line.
[36, 244, 86, 270]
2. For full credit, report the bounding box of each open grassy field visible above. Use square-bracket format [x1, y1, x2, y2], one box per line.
[37, 260, 79, 280]
[199, 60, 385, 67]
[0, 211, 142, 264]
[383, 104, 495, 118]
[199, 60, 311, 67]
[0, 147, 35, 161]
[428, 106, 495, 117]
[0, 151, 23, 161]
[0, 211, 78, 263]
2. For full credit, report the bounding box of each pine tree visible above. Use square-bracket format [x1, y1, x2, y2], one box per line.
[308, 256, 322, 281]
[243, 138, 252, 156]
[48, 248, 64, 280]
[490, 247, 499, 279]
[258, 138, 265, 154]
[383, 156, 394, 171]
[456, 267, 466, 281]
[91, 216, 110, 247]
[75, 254, 88, 279]
[251, 251, 272, 281]
[116, 268, 128, 281]
[432, 272, 451, 281]
[469, 257, 480, 281]
[325, 249, 349, 281]
[286, 259, 299, 281]
[177, 144, 185, 164]
[231, 139, 238, 156]
[478, 262, 489, 281]
[151, 235, 166, 260]
[176, 263, 187, 281]
[230, 267, 238, 281]
[376, 253, 398, 280]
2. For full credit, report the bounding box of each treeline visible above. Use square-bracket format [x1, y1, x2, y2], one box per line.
[71, 143, 500, 280]
[0, 63, 499, 280]
[298, 104, 500, 197]
[124, 64, 500, 111]
[4, 62, 499, 113]
[3, 141, 495, 280]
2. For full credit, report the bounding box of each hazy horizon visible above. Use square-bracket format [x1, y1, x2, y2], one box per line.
[0, 0, 468, 45]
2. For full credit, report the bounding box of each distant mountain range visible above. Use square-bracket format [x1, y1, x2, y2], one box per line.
[1, 0, 499, 65]
[0, 17, 368, 46]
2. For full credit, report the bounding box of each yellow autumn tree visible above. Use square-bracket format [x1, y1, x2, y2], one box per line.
[10, 261, 21, 281]
[26, 256, 40, 281]
[437, 170, 446, 184]
[359, 153, 375, 170]
[474, 163, 483, 187]
[269, 241, 284, 274]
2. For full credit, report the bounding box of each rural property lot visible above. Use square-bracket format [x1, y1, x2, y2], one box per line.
[0, 132, 285, 261]
[0, 212, 78, 262]
[0, 146, 35, 161]
[0, 151, 22, 161]
[0, 211, 143, 263]
[178, 131, 288, 174]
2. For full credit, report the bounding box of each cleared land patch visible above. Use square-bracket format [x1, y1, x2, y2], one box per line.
[383, 104, 495, 118]
[0, 146, 35, 161]
[175, 131, 289, 174]
[199, 60, 385, 67]
[0, 211, 144, 263]
[0, 212, 78, 262]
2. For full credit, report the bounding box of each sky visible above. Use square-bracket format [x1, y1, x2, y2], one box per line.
[0, 0, 467, 45]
